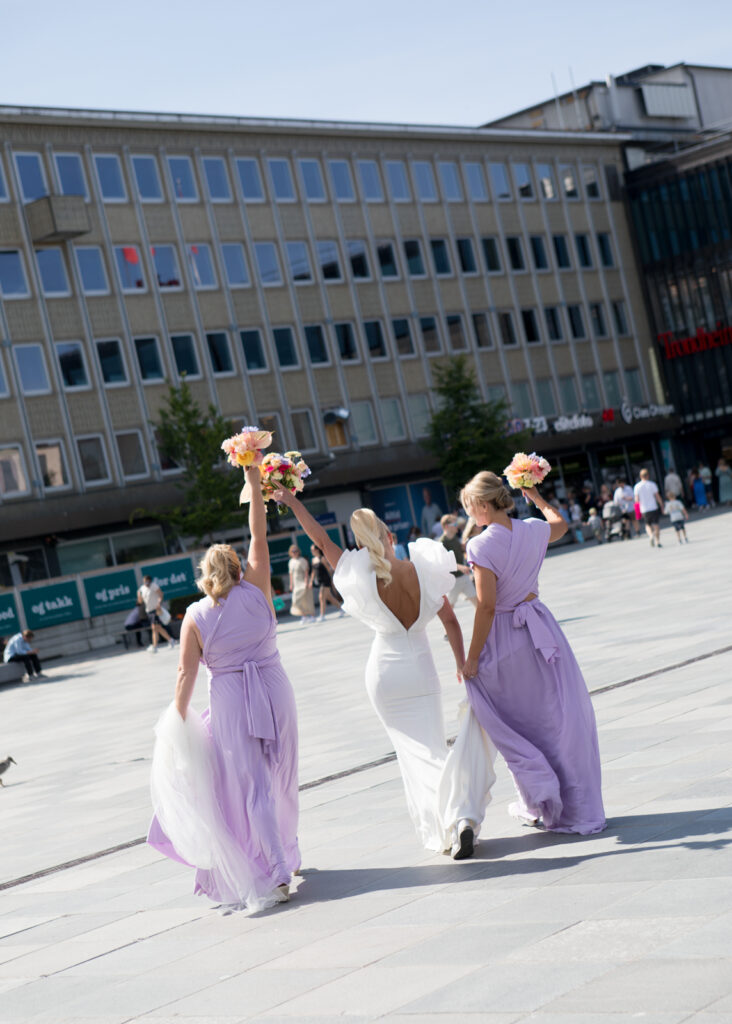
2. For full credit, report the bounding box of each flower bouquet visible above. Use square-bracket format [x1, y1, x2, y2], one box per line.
[221, 426, 273, 469]
[239, 450, 311, 508]
[503, 452, 552, 490]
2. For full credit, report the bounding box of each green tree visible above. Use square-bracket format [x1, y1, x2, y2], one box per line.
[423, 356, 529, 501]
[137, 380, 242, 545]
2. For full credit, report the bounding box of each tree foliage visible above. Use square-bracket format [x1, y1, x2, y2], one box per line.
[139, 380, 242, 544]
[423, 357, 530, 502]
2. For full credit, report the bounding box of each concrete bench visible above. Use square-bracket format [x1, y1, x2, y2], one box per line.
[0, 661, 26, 685]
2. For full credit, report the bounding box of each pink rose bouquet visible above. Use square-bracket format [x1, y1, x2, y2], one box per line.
[239, 450, 311, 507]
[503, 451, 552, 490]
[221, 426, 273, 469]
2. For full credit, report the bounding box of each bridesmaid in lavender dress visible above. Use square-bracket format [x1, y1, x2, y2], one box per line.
[460, 471, 606, 835]
[148, 465, 300, 912]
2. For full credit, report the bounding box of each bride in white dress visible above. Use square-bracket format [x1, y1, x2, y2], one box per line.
[273, 489, 496, 858]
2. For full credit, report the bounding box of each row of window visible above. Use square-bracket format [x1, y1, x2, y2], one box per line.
[1, 149, 607, 208]
[0, 229, 616, 301]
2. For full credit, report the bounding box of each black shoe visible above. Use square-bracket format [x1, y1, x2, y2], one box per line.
[451, 820, 475, 860]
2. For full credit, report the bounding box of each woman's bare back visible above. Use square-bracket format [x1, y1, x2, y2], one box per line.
[376, 559, 421, 630]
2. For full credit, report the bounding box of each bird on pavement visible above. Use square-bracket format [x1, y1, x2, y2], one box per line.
[0, 756, 16, 786]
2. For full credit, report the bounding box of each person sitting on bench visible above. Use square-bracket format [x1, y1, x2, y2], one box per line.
[3, 629, 45, 681]
[124, 602, 151, 648]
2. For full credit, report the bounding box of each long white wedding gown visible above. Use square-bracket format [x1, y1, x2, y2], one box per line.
[333, 538, 496, 852]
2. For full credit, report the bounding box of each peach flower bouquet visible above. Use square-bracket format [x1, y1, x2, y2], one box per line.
[503, 452, 552, 490]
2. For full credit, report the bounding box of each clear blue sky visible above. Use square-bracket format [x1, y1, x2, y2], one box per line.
[1, 0, 729, 125]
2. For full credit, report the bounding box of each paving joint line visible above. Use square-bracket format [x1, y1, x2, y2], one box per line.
[2, 642, 730, 892]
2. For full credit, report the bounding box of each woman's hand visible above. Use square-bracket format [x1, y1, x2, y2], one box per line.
[456, 669, 464, 685]
[521, 486, 540, 505]
[272, 486, 296, 508]
[462, 655, 479, 679]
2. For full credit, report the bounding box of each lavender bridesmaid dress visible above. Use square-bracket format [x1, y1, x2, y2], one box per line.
[148, 579, 300, 908]
[466, 518, 606, 835]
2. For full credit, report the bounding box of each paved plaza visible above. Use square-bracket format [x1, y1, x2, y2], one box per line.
[1, 511, 731, 1022]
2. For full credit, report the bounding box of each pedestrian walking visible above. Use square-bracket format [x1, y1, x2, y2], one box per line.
[664, 468, 683, 499]
[665, 491, 689, 543]
[310, 544, 345, 621]
[138, 575, 175, 652]
[439, 514, 478, 608]
[287, 545, 315, 624]
[698, 462, 715, 507]
[612, 478, 635, 539]
[691, 471, 709, 511]
[716, 457, 732, 505]
[2, 630, 46, 681]
[634, 469, 665, 547]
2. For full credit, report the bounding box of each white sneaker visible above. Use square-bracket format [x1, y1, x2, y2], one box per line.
[147, 645, 158, 654]
[168, 639, 177, 648]
[338, 608, 346, 618]
[317, 615, 325, 622]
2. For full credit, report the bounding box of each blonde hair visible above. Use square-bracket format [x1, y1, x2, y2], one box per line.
[197, 544, 241, 604]
[460, 471, 514, 515]
[350, 508, 392, 585]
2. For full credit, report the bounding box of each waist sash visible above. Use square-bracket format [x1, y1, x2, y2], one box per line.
[497, 600, 559, 664]
[211, 650, 281, 757]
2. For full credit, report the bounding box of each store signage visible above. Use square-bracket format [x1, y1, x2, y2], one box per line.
[659, 326, 732, 360]
[83, 569, 139, 618]
[553, 413, 594, 433]
[0, 592, 21, 633]
[620, 401, 675, 425]
[140, 557, 196, 598]
[21, 579, 84, 630]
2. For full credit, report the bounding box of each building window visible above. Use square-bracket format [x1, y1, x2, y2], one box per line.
[590, 302, 608, 337]
[612, 299, 629, 335]
[536, 163, 556, 200]
[0, 447, 29, 497]
[96, 339, 128, 386]
[456, 238, 477, 274]
[553, 234, 571, 269]
[560, 164, 579, 199]
[239, 329, 267, 371]
[299, 159, 326, 201]
[380, 397, 406, 440]
[597, 232, 614, 268]
[15, 153, 47, 202]
[170, 334, 200, 378]
[205, 331, 234, 375]
[512, 163, 534, 199]
[511, 381, 533, 418]
[535, 379, 557, 416]
[559, 376, 579, 412]
[151, 245, 182, 290]
[403, 239, 425, 277]
[363, 320, 387, 359]
[14, 344, 50, 394]
[235, 158, 264, 201]
[521, 308, 541, 344]
[258, 413, 281, 441]
[413, 161, 438, 202]
[568, 305, 586, 339]
[419, 316, 441, 354]
[221, 243, 249, 287]
[489, 162, 511, 200]
[317, 241, 342, 281]
[291, 409, 316, 451]
[625, 367, 644, 404]
[347, 240, 370, 280]
[351, 400, 378, 445]
[334, 322, 358, 362]
[268, 159, 296, 201]
[464, 162, 488, 201]
[438, 161, 462, 201]
[407, 393, 432, 436]
[94, 154, 126, 201]
[481, 236, 501, 273]
[603, 370, 621, 406]
[385, 160, 410, 201]
[377, 241, 399, 278]
[272, 327, 299, 368]
[134, 336, 164, 381]
[486, 385, 506, 405]
[0, 250, 30, 297]
[544, 306, 563, 342]
[472, 312, 492, 349]
[446, 313, 467, 351]
[575, 233, 593, 269]
[581, 373, 601, 409]
[36, 441, 70, 490]
[499, 312, 518, 347]
[76, 436, 110, 485]
[328, 160, 355, 201]
[202, 157, 231, 201]
[506, 236, 525, 271]
[131, 155, 163, 201]
[0, 354, 7, 397]
[582, 164, 601, 199]
[304, 325, 329, 365]
[0, 159, 7, 202]
[116, 431, 148, 479]
[529, 235, 548, 270]
[167, 156, 197, 201]
[188, 244, 217, 289]
[254, 242, 282, 286]
[392, 318, 415, 357]
[75, 247, 109, 295]
[285, 241, 312, 283]
[114, 246, 146, 291]
[56, 341, 89, 389]
[54, 153, 87, 198]
[36, 249, 70, 296]
[430, 238, 452, 276]
[357, 160, 383, 201]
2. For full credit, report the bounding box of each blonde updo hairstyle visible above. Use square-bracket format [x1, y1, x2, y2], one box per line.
[197, 544, 241, 605]
[350, 508, 393, 585]
[460, 471, 514, 517]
